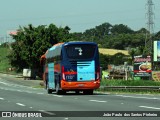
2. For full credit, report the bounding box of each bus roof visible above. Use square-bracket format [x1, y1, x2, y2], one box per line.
[46, 43, 63, 59]
[63, 41, 97, 46]
[43, 41, 97, 59]
[49, 43, 64, 51]
[48, 41, 97, 51]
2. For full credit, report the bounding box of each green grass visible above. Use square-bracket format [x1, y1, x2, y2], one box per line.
[0, 47, 11, 72]
[96, 89, 160, 94]
[101, 70, 160, 86]
[99, 78, 160, 94]
[101, 79, 160, 86]
[102, 71, 109, 78]
[32, 85, 44, 88]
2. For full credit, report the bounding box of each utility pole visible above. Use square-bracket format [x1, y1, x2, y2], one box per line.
[145, 0, 154, 55]
[145, 0, 155, 80]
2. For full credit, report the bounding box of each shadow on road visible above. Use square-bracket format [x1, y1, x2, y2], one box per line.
[51, 92, 110, 96]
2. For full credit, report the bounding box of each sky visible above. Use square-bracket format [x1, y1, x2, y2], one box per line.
[0, 0, 160, 36]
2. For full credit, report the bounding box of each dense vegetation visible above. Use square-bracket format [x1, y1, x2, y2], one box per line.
[71, 23, 147, 50]
[0, 45, 11, 72]
[8, 24, 71, 71]
[101, 79, 160, 86]
[3, 22, 160, 72]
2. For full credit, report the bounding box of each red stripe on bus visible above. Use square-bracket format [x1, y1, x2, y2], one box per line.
[64, 72, 77, 75]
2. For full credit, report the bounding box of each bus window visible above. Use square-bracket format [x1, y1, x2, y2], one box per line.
[65, 44, 96, 59]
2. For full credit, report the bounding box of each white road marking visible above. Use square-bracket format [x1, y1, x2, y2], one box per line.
[0, 81, 29, 88]
[115, 95, 160, 100]
[135, 94, 154, 96]
[89, 100, 107, 103]
[0, 81, 7, 85]
[16, 103, 26, 106]
[37, 93, 44, 95]
[0, 97, 4, 100]
[39, 110, 56, 115]
[53, 95, 63, 97]
[139, 106, 160, 110]
[17, 90, 22, 92]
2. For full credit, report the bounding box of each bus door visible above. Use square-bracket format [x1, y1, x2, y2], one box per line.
[48, 63, 55, 89]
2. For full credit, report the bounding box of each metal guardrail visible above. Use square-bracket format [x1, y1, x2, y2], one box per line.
[100, 86, 160, 91]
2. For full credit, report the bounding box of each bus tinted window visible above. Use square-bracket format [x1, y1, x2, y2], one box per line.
[65, 44, 96, 59]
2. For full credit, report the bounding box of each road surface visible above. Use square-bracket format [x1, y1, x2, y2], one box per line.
[0, 73, 160, 120]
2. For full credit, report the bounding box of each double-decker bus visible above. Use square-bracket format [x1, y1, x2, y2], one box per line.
[40, 41, 100, 95]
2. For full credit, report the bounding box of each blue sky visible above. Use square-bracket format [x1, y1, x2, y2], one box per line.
[0, 0, 160, 36]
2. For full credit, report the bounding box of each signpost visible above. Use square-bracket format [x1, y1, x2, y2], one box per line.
[133, 55, 151, 79]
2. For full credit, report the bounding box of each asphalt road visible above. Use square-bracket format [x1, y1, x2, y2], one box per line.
[0, 73, 160, 120]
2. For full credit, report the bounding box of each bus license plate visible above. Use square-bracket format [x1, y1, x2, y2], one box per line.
[78, 84, 84, 87]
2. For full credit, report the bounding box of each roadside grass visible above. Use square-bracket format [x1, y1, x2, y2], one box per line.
[102, 71, 108, 76]
[101, 79, 160, 86]
[99, 79, 160, 94]
[32, 85, 44, 88]
[100, 70, 160, 94]
[96, 89, 160, 94]
[99, 48, 129, 55]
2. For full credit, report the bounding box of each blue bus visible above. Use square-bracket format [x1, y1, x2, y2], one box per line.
[40, 41, 100, 95]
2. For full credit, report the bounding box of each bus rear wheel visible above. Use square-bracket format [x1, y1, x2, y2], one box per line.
[47, 85, 53, 94]
[55, 83, 66, 95]
[47, 89, 53, 94]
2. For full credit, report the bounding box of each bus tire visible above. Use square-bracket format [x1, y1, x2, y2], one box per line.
[47, 82, 52, 94]
[56, 83, 66, 95]
[55, 83, 61, 95]
[45, 73, 48, 89]
[47, 89, 52, 94]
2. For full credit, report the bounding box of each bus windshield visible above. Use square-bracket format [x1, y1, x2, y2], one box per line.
[65, 44, 96, 59]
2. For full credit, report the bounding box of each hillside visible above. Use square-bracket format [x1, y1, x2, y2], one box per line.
[99, 48, 129, 56]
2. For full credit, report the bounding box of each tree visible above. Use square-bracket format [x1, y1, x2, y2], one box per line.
[99, 53, 111, 70]
[8, 24, 71, 72]
[111, 24, 134, 34]
[154, 31, 160, 40]
[111, 53, 127, 65]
